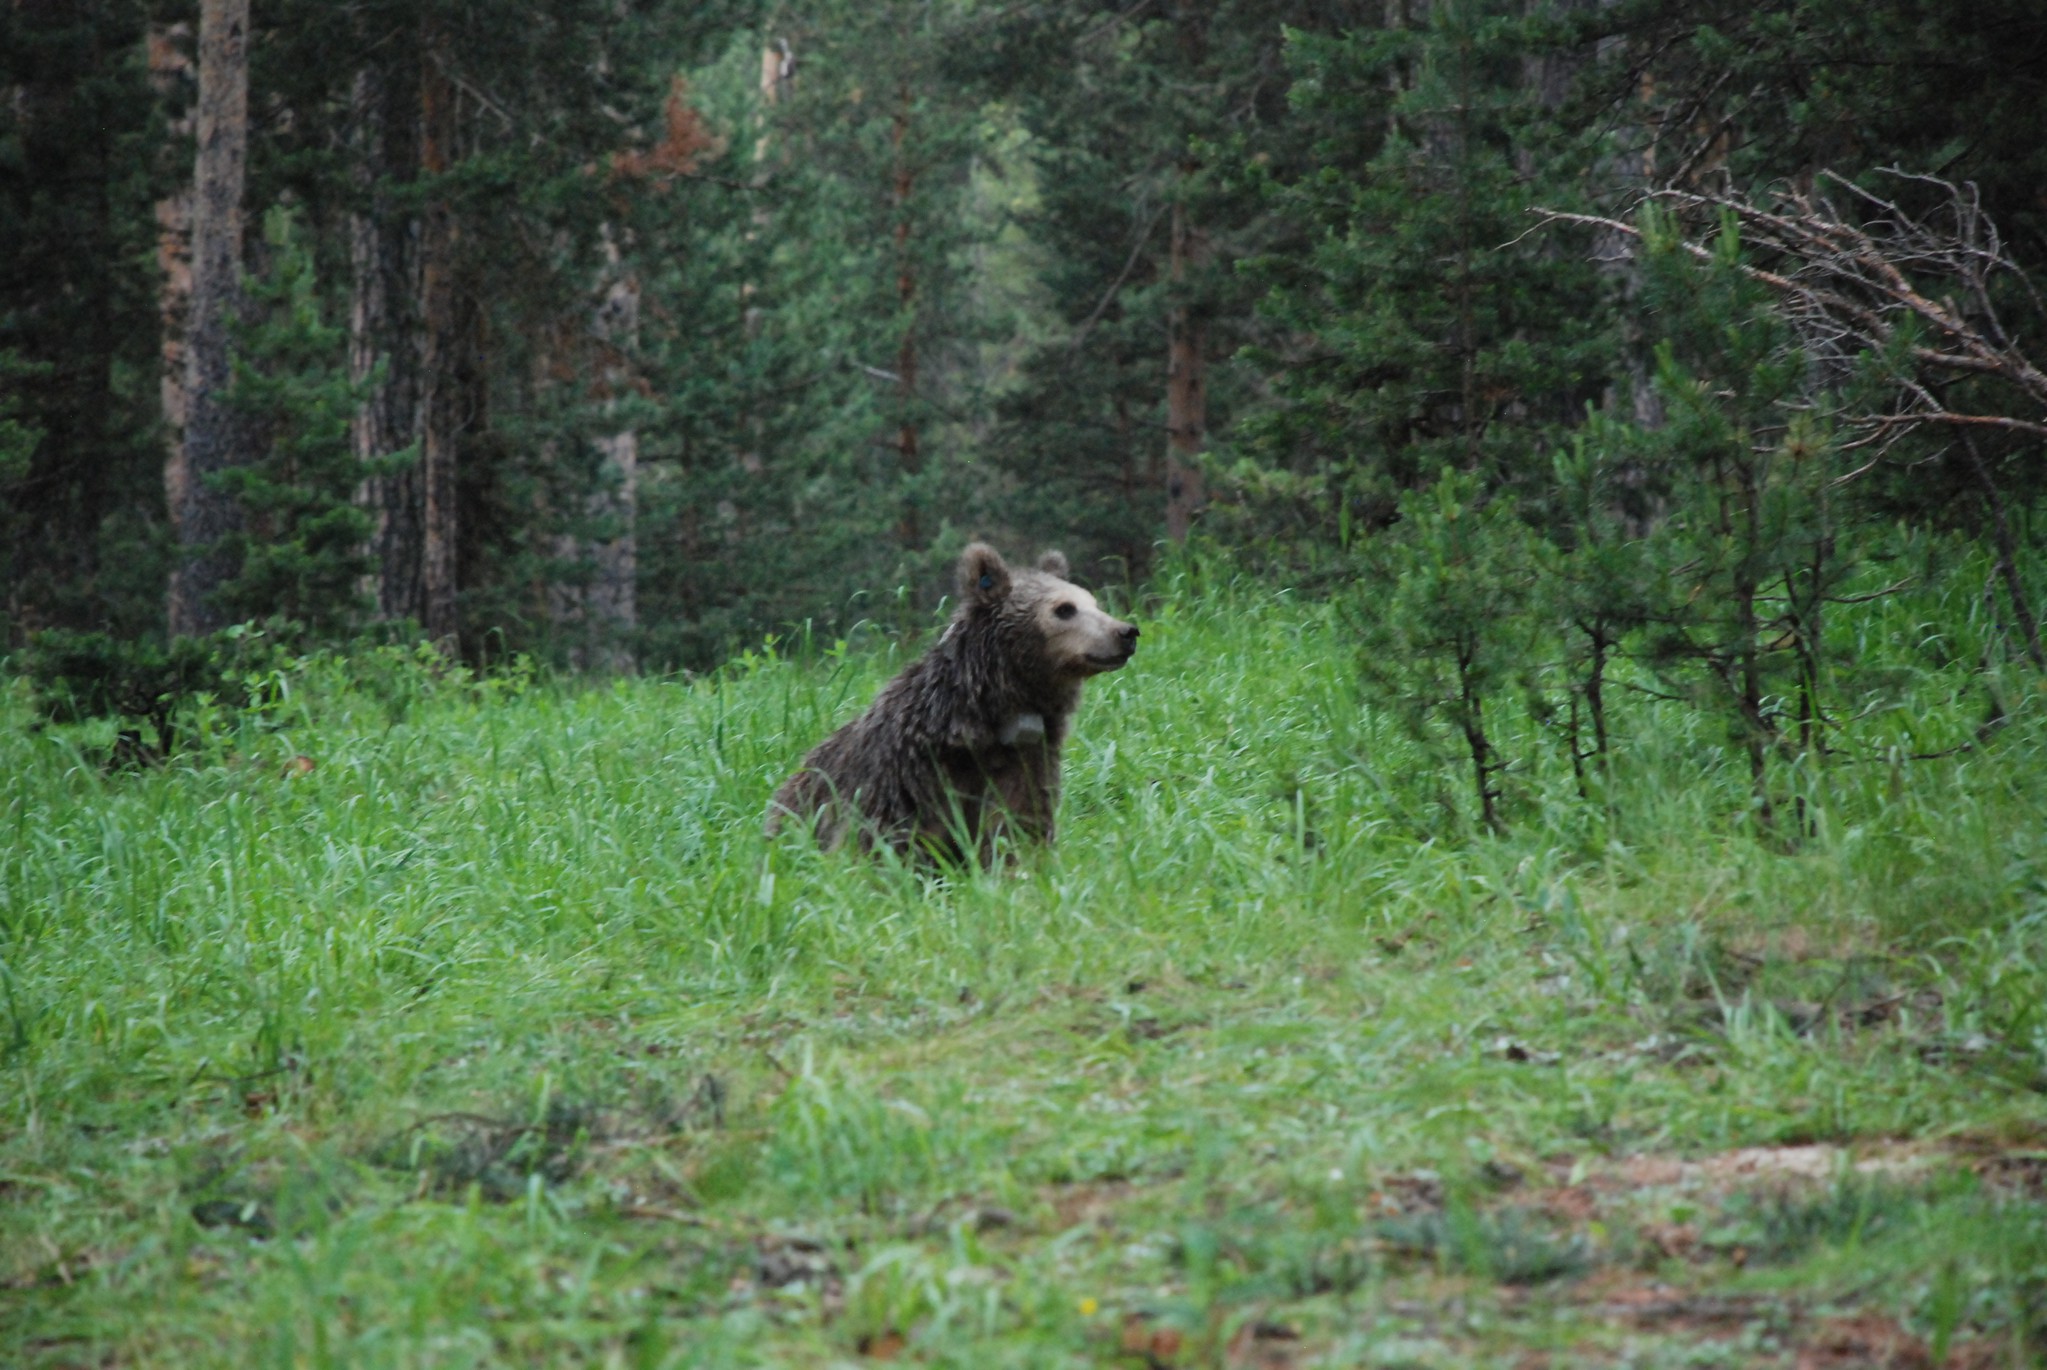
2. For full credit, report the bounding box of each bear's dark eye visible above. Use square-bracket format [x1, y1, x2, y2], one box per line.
[1053, 603, 1078, 621]
[979, 574, 994, 591]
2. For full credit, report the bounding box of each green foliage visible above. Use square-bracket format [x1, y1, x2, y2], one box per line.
[1355, 469, 1539, 831]
[8, 4, 2047, 1360]
[210, 207, 380, 638]
[1580, 1, 2047, 273]
[0, 0, 168, 642]
[17, 625, 281, 757]
[1531, 420, 1664, 793]
[1626, 211, 1869, 816]
[0, 348, 42, 490]
[0, 0, 2042, 845]
[976, 1, 1338, 577]
[1318, 197, 2027, 837]
[5, 0, 2044, 704]
[5, 576, 2047, 1362]
[1232, 0, 1613, 549]
[631, 7, 1004, 665]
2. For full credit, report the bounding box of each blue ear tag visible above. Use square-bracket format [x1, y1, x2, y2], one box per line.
[979, 574, 994, 591]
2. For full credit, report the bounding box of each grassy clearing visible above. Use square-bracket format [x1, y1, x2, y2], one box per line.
[4, 571, 2047, 1367]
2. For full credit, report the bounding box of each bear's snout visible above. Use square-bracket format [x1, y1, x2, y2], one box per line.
[1083, 619, 1139, 672]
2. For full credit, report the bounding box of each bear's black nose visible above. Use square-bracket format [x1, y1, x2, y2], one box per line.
[1121, 623, 1140, 644]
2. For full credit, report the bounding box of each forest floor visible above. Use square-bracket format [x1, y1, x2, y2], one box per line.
[4, 582, 2047, 1367]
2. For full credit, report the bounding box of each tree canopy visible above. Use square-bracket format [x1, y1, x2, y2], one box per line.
[5, 0, 2044, 760]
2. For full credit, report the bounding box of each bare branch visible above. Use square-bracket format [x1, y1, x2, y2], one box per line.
[1530, 170, 2047, 461]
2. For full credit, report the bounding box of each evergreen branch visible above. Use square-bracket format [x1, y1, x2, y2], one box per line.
[1078, 0, 1158, 49]
[1067, 202, 1170, 360]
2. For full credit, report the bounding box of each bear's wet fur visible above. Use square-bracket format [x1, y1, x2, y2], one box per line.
[766, 543, 1139, 863]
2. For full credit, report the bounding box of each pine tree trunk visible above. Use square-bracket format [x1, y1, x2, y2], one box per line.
[734, 40, 788, 506]
[1162, 7, 1211, 545]
[417, 44, 460, 650]
[1164, 197, 1208, 543]
[150, 23, 194, 529]
[892, 81, 920, 550]
[593, 256, 639, 671]
[349, 58, 424, 625]
[553, 249, 639, 673]
[168, 0, 250, 638]
[1730, 463, 1775, 829]
[585, 429, 638, 670]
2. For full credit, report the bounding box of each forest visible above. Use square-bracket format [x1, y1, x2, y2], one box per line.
[7, 1, 2047, 1365]
[6, 0, 2042, 683]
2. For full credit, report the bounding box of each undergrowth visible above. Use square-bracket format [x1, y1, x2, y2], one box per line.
[3, 560, 2045, 1366]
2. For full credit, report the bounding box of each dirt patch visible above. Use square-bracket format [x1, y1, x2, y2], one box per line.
[1532, 1137, 2047, 1232]
[1942, 1128, 2047, 1199]
[1536, 1183, 1598, 1223]
[1367, 1170, 1446, 1216]
[1971, 1151, 2047, 1198]
[1536, 1284, 1999, 1368]
[1225, 1318, 1302, 1369]
[1794, 1312, 2001, 1369]
[1601, 1142, 1929, 1190]
[1048, 1178, 1136, 1231]
[1588, 1281, 1771, 1332]
[753, 1232, 840, 1290]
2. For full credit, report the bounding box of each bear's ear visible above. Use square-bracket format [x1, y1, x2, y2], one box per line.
[958, 542, 1011, 606]
[1036, 550, 1071, 580]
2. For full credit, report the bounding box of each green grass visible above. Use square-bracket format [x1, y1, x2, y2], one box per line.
[4, 575, 2047, 1366]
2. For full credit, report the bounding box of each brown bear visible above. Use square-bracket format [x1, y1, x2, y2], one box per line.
[766, 543, 1139, 862]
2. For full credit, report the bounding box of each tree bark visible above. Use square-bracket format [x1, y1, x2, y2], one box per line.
[1728, 461, 1775, 829]
[1164, 196, 1208, 542]
[590, 250, 638, 670]
[552, 245, 639, 673]
[584, 430, 638, 670]
[349, 57, 424, 625]
[150, 23, 194, 524]
[417, 42, 460, 650]
[168, 0, 250, 638]
[1161, 6, 1211, 544]
[734, 40, 789, 498]
[892, 81, 920, 550]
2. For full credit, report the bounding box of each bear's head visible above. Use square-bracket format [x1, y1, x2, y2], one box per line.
[957, 542, 1139, 680]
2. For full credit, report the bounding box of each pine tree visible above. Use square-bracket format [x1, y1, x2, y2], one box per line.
[1533, 418, 1662, 797]
[0, 0, 166, 644]
[1236, 1, 1612, 549]
[0, 350, 43, 503]
[207, 206, 375, 638]
[1628, 212, 1860, 825]
[1355, 468, 1540, 832]
[168, 0, 253, 637]
[236, 0, 747, 658]
[974, 1, 1361, 575]
[628, 4, 1005, 665]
